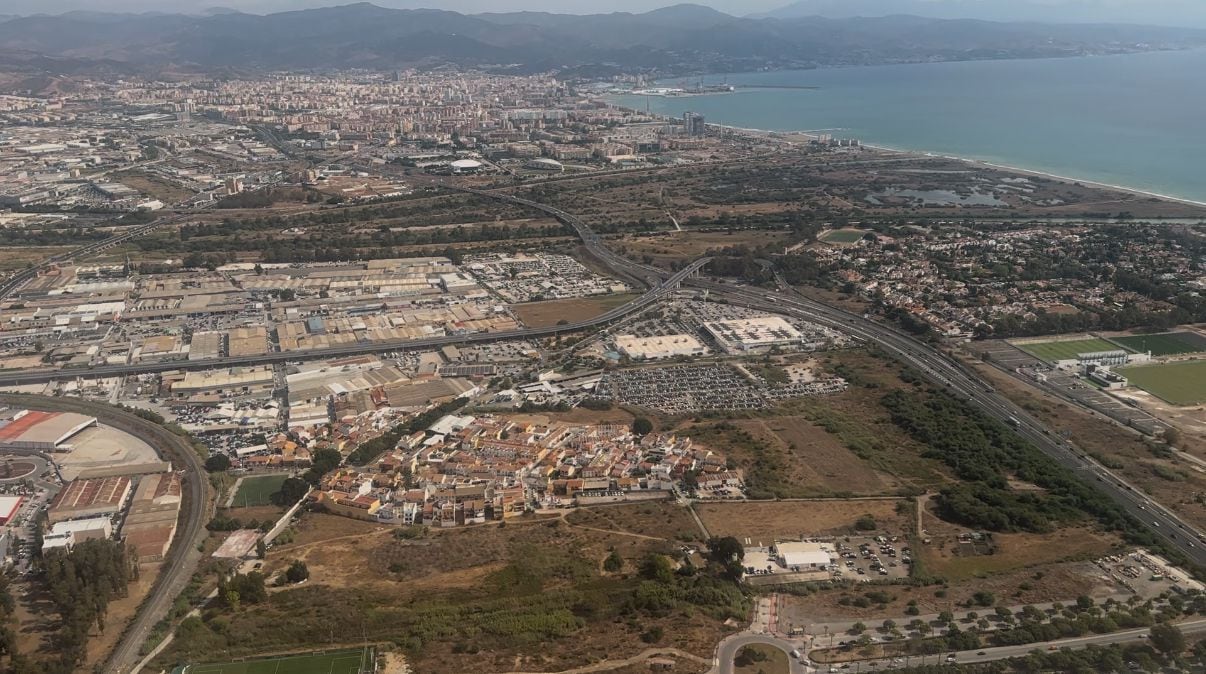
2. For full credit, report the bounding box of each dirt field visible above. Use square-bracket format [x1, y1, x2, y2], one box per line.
[782, 557, 1114, 625]
[747, 417, 895, 494]
[0, 246, 74, 272]
[511, 293, 640, 328]
[696, 499, 911, 542]
[918, 511, 1122, 583]
[566, 502, 706, 541]
[115, 170, 196, 204]
[619, 230, 792, 269]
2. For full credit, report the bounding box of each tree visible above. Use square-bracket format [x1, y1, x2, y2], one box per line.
[632, 417, 654, 436]
[707, 536, 745, 564]
[641, 626, 664, 643]
[255, 539, 267, 559]
[204, 454, 231, 472]
[272, 477, 310, 506]
[1149, 622, 1185, 655]
[639, 553, 674, 584]
[284, 560, 310, 584]
[1164, 427, 1182, 448]
[854, 514, 877, 531]
[603, 550, 624, 573]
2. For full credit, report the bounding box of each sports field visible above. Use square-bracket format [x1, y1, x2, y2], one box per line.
[820, 229, 866, 244]
[1015, 337, 1127, 363]
[1120, 360, 1206, 406]
[230, 474, 288, 508]
[1110, 331, 1206, 357]
[185, 647, 372, 674]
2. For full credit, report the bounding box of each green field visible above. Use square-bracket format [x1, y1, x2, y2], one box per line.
[820, 229, 867, 244]
[1110, 332, 1206, 357]
[230, 474, 288, 508]
[1015, 337, 1128, 363]
[185, 648, 372, 674]
[1120, 360, 1206, 406]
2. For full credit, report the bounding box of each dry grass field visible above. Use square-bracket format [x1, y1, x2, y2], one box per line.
[510, 293, 639, 328]
[158, 512, 742, 674]
[695, 499, 911, 542]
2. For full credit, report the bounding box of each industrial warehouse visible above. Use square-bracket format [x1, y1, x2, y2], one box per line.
[0, 409, 97, 451]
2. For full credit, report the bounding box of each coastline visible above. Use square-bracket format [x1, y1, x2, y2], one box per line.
[699, 119, 1206, 211]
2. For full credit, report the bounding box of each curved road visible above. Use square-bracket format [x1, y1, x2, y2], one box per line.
[0, 394, 210, 674]
[713, 634, 806, 674]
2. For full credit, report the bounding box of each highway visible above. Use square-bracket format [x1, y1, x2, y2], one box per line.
[697, 275, 1206, 567]
[0, 208, 210, 301]
[0, 393, 209, 674]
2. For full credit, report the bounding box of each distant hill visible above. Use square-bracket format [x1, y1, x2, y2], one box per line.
[759, 0, 1206, 29]
[0, 2, 1203, 74]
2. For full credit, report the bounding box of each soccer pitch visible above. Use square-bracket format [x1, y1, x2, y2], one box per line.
[1110, 332, 1206, 357]
[820, 229, 866, 244]
[230, 474, 288, 508]
[1120, 360, 1206, 406]
[1015, 337, 1126, 363]
[185, 647, 372, 674]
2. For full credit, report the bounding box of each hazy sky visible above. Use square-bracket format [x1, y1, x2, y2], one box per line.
[5, 0, 1205, 26]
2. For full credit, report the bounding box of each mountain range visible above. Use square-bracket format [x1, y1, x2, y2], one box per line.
[760, 0, 1206, 29]
[0, 3, 1203, 76]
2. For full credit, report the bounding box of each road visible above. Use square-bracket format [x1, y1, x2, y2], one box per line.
[713, 633, 807, 674]
[811, 617, 1206, 671]
[0, 394, 211, 674]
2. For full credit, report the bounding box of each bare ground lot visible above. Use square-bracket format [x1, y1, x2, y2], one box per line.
[742, 417, 895, 494]
[566, 502, 705, 542]
[511, 293, 640, 328]
[783, 554, 1116, 625]
[696, 500, 911, 542]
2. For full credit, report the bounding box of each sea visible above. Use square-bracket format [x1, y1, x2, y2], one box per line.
[605, 48, 1206, 205]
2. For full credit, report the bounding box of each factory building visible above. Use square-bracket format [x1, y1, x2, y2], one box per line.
[0, 410, 98, 451]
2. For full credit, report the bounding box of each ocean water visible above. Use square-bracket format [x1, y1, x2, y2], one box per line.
[607, 49, 1206, 204]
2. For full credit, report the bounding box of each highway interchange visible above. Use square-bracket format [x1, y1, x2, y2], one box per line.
[3, 178, 1205, 671]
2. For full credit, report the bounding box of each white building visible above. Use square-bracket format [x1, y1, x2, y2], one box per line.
[773, 541, 833, 569]
[614, 334, 707, 360]
[703, 316, 804, 354]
